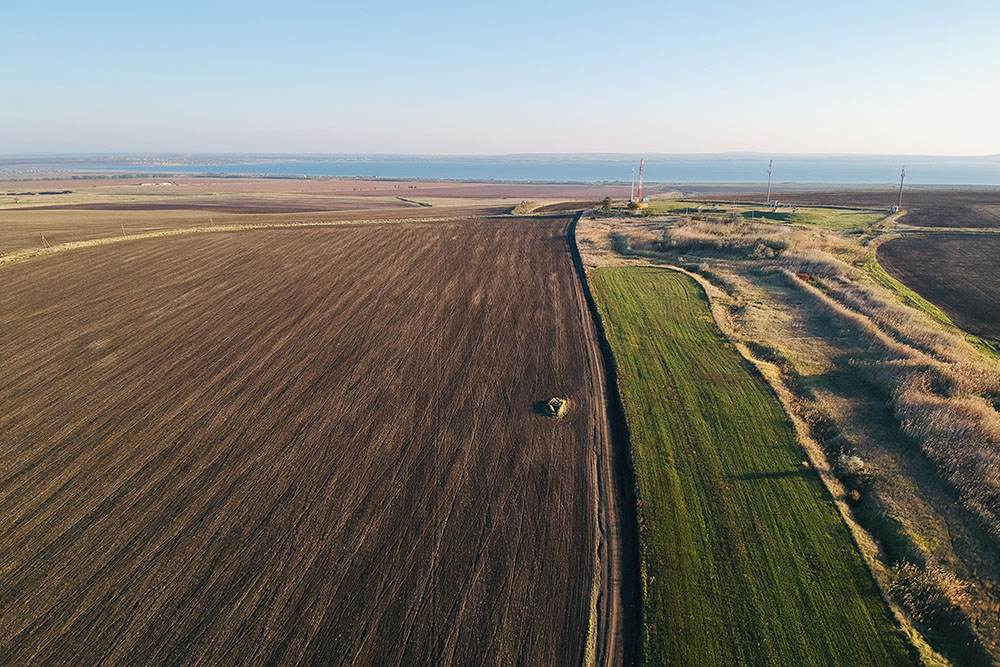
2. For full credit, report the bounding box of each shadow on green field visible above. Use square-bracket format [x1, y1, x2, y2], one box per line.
[730, 468, 815, 481]
[742, 210, 793, 222]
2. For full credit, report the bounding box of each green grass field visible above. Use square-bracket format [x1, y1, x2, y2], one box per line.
[644, 201, 884, 231]
[590, 267, 913, 666]
[643, 200, 702, 214]
[747, 207, 884, 230]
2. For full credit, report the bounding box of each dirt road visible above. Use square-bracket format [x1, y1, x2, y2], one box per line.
[568, 213, 640, 666]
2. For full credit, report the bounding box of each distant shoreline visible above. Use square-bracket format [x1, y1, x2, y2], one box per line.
[3, 171, 1000, 191]
[3, 154, 1000, 188]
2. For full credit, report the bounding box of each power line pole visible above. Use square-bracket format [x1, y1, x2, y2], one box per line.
[765, 159, 774, 204]
[897, 166, 906, 210]
[637, 158, 644, 202]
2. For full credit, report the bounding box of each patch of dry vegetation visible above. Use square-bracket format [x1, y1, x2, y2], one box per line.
[665, 215, 795, 258]
[782, 269, 1000, 539]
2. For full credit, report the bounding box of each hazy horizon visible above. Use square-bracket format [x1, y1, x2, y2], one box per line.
[6, 1, 999, 155]
[7, 153, 1000, 186]
[4, 151, 1000, 161]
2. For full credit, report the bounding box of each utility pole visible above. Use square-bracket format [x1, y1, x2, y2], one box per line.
[765, 159, 774, 204]
[630, 167, 635, 203]
[637, 158, 644, 203]
[897, 166, 906, 210]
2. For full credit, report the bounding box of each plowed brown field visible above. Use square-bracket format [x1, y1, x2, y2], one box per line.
[0, 218, 610, 664]
[877, 233, 1000, 340]
[899, 204, 1000, 228]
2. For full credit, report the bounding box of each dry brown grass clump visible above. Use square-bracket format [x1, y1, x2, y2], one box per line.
[888, 563, 992, 663]
[666, 217, 794, 257]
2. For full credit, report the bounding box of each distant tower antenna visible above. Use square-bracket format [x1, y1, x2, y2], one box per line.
[637, 158, 644, 202]
[897, 166, 906, 210]
[630, 167, 636, 203]
[765, 159, 774, 204]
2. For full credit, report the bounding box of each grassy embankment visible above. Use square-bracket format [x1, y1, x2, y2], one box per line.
[590, 266, 913, 666]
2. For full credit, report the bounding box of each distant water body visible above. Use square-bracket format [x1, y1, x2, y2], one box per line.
[69, 157, 1000, 185]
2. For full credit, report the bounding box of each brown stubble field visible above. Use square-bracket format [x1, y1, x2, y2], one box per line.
[0, 204, 501, 256]
[1, 175, 637, 201]
[0, 176, 630, 256]
[0, 217, 607, 664]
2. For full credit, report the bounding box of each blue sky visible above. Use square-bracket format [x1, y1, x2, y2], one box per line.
[4, 0, 999, 154]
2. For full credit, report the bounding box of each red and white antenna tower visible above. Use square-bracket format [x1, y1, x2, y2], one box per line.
[637, 158, 644, 202]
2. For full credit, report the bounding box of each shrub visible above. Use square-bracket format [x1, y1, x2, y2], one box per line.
[836, 453, 868, 478]
[610, 233, 631, 255]
[745, 340, 785, 365]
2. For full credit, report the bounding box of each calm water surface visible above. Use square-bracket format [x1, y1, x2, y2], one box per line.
[63, 158, 1000, 185]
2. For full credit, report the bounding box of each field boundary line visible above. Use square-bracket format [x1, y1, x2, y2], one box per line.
[895, 226, 1000, 235]
[568, 212, 641, 666]
[0, 216, 477, 269]
[661, 261, 948, 667]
